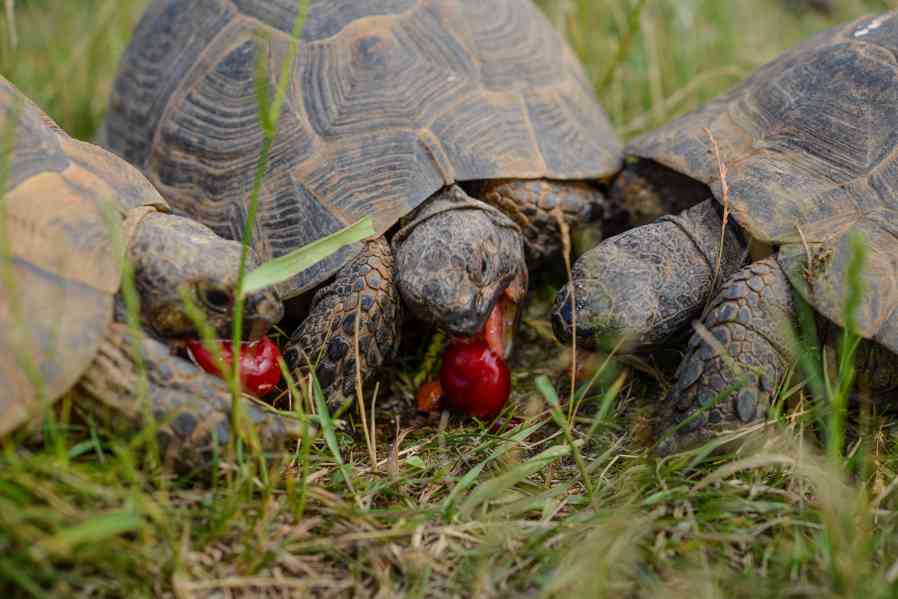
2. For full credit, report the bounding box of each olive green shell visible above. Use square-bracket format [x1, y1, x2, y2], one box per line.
[0, 77, 168, 435]
[624, 13, 898, 354]
[102, 0, 621, 299]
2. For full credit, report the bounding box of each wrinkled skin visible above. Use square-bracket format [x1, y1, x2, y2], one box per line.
[128, 212, 283, 341]
[553, 200, 747, 351]
[554, 199, 898, 455]
[287, 181, 605, 401]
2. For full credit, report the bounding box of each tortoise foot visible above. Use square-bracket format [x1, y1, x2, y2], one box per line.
[656, 258, 797, 455]
[479, 178, 605, 264]
[285, 237, 401, 403]
[78, 323, 301, 470]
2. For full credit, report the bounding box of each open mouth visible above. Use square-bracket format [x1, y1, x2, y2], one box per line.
[482, 293, 518, 360]
[416, 275, 525, 417]
[184, 336, 283, 398]
[478, 267, 527, 358]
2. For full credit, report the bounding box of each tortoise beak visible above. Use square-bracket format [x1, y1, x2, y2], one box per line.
[245, 318, 272, 341]
[242, 291, 285, 340]
[454, 268, 526, 359]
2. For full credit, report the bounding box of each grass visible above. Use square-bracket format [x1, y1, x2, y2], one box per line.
[4, 0, 898, 597]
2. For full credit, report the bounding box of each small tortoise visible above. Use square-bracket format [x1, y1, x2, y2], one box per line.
[101, 0, 624, 401]
[0, 76, 295, 465]
[553, 13, 898, 453]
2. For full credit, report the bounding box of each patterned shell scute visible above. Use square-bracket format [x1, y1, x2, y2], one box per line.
[624, 12, 898, 352]
[103, 0, 621, 298]
[0, 76, 166, 432]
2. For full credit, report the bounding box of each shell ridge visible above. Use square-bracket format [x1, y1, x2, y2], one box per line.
[148, 18, 247, 177]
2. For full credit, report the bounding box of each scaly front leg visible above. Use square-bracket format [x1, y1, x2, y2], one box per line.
[655, 258, 797, 455]
[480, 178, 604, 264]
[284, 237, 401, 404]
[75, 323, 301, 469]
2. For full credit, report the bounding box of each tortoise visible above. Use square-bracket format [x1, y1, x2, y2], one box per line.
[552, 12, 898, 454]
[100, 0, 625, 402]
[0, 76, 297, 466]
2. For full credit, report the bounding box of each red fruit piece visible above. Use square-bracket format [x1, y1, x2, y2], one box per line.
[186, 337, 282, 398]
[439, 339, 511, 420]
[416, 381, 445, 414]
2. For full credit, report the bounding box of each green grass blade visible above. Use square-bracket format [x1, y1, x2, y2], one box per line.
[229, 0, 311, 405]
[457, 443, 572, 519]
[279, 358, 313, 520]
[536, 375, 596, 503]
[829, 231, 866, 462]
[310, 376, 355, 495]
[241, 217, 375, 296]
[36, 509, 143, 557]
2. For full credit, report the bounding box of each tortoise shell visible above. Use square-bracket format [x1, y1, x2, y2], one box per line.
[0, 76, 168, 435]
[102, 0, 621, 299]
[623, 12, 898, 353]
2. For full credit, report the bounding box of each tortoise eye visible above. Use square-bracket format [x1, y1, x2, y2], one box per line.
[200, 285, 233, 312]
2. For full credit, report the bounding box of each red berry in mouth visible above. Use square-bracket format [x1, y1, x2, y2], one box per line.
[439, 339, 511, 420]
[186, 336, 282, 398]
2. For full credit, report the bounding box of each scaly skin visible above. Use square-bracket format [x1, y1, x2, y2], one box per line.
[74, 324, 300, 470]
[288, 180, 604, 404]
[656, 258, 797, 455]
[392, 185, 527, 337]
[479, 179, 604, 264]
[285, 237, 401, 401]
[128, 211, 283, 341]
[655, 258, 898, 455]
[553, 199, 748, 351]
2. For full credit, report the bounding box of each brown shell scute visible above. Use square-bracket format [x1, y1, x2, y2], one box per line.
[624, 11, 898, 353]
[103, 0, 621, 298]
[0, 76, 168, 432]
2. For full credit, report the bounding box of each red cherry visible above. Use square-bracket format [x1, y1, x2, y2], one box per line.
[439, 339, 511, 420]
[186, 336, 282, 398]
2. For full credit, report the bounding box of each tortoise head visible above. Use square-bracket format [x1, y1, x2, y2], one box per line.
[392, 187, 526, 343]
[127, 212, 283, 341]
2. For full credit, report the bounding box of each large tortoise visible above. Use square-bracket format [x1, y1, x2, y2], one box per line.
[0, 76, 296, 465]
[553, 12, 898, 453]
[101, 0, 624, 401]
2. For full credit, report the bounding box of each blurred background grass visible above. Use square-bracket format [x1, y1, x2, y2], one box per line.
[1, 0, 893, 141]
[4, 1, 898, 597]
